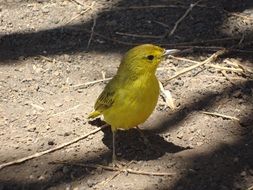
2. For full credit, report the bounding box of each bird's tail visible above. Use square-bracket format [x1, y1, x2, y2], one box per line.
[87, 110, 101, 119]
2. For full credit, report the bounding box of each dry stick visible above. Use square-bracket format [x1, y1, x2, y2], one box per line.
[193, 75, 253, 81]
[238, 33, 245, 46]
[39, 55, 55, 62]
[248, 184, 253, 190]
[98, 169, 122, 186]
[110, 4, 215, 11]
[170, 55, 246, 84]
[65, 2, 95, 25]
[51, 104, 82, 117]
[209, 64, 243, 73]
[64, 25, 243, 48]
[65, 25, 136, 46]
[95, 160, 135, 187]
[224, 59, 253, 74]
[115, 32, 163, 39]
[70, 0, 85, 6]
[112, 5, 187, 10]
[30, 103, 45, 111]
[201, 111, 240, 121]
[39, 87, 55, 95]
[73, 77, 112, 89]
[170, 56, 245, 73]
[52, 162, 174, 177]
[39, 56, 113, 89]
[101, 71, 106, 80]
[164, 49, 227, 85]
[0, 124, 108, 171]
[221, 70, 237, 85]
[163, 37, 240, 46]
[167, 0, 202, 37]
[153, 20, 170, 28]
[86, 15, 97, 50]
[159, 81, 175, 110]
[65, 27, 252, 54]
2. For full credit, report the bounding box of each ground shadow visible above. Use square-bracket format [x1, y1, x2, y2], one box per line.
[168, 135, 253, 190]
[0, 0, 253, 63]
[101, 127, 189, 161]
[88, 118, 189, 161]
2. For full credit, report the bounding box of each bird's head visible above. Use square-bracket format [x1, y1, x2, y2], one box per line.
[120, 44, 179, 75]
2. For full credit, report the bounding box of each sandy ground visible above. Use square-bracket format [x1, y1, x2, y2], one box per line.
[0, 0, 253, 189]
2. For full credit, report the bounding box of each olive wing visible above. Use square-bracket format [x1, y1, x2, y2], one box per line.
[94, 79, 117, 112]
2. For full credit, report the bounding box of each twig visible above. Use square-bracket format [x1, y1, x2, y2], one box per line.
[164, 49, 227, 85]
[115, 32, 163, 39]
[98, 168, 122, 186]
[224, 59, 253, 74]
[221, 70, 237, 85]
[168, 56, 243, 73]
[248, 184, 253, 190]
[65, 2, 95, 25]
[111, 4, 215, 11]
[63, 26, 244, 48]
[238, 33, 245, 46]
[101, 71, 106, 80]
[113, 5, 187, 10]
[95, 161, 135, 187]
[163, 36, 241, 46]
[39, 55, 55, 62]
[50, 104, 82, 117]
[51, 162, 174, 176]
[0, 124, 108, 170]
[201, 111, 240, 121]
[70, 0, 85, 6]
[153, 20, 170, 28]
[208, 64, 244, 73]
[167, 0, 202, 37]
[170, 55, 247, 74]
[73, 78, 112, 89]
[193, 75, 253, 81]
[64, 25, 136, 45]
[39, 87, 55, 95]
[30, 103, 45, 111]
[86, 15, 97, 50]
[159, 81, 175, 110]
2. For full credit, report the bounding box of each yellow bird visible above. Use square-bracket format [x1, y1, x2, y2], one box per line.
[88, 44, 179, 164]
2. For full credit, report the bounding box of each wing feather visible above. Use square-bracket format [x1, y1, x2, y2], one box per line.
[94, 87, 115, 111]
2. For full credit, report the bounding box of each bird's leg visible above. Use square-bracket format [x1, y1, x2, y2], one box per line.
[111, 128, 124, 168]
[136, 126, 152, 148]
[112, 129, 117, 164]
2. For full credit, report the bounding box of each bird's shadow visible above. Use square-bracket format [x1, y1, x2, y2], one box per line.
[88, 119, 189, 162]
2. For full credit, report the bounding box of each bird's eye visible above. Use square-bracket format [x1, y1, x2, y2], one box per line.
[147, 55, 154, 60]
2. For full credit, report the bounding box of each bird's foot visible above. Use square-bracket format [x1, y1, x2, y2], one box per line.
[111, 159, 125, 168]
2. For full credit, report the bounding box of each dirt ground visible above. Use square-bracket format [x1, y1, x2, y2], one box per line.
[0, 0, 253, 189]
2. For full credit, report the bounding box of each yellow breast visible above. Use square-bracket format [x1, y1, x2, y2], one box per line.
[103, 74, 159, 131]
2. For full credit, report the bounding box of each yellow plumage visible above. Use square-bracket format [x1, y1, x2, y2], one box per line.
[88, 44, 177, 164]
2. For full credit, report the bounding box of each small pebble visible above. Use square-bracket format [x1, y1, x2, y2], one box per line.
[64, 132, 71, 136]
[240, 171, 247, 177]
[48, 140, 55, 145]
[87, 179, 95, 187]
[62, 166, 70, 174]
